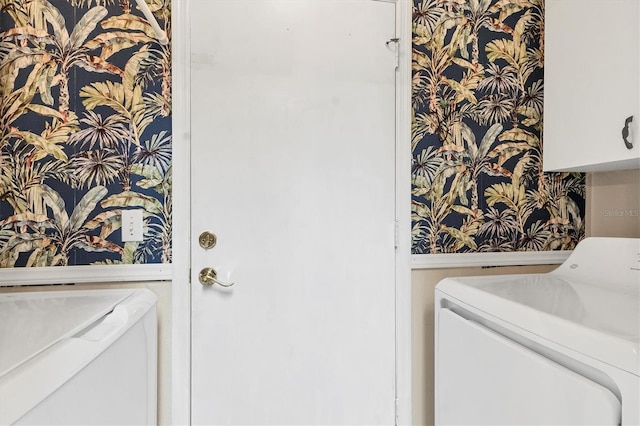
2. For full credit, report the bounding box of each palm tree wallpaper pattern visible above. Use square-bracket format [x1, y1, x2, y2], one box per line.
[1, 0, 584, 267]
[411, 0, 585, 254]
[0, 0, 171, 267]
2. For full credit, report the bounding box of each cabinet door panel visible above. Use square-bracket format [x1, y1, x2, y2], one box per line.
[544, 0, 639, 172]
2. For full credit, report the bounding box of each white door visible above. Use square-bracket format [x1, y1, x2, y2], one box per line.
[190, 1, 398, 424]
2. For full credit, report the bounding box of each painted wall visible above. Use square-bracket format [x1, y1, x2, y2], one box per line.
[587, 170, 640, 239]
[0, 0, 172, 267]
[411, 0, 585, 254]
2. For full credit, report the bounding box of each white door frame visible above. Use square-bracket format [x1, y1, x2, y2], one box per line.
[170, 1, 412, 424]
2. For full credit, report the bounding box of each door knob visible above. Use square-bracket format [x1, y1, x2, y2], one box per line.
[199, 267, 235, 287]
[199, 231, 217, 249]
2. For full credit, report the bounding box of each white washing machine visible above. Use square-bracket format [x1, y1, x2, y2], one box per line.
[0, 288, 157, 425]
[435, 237, 640, 425]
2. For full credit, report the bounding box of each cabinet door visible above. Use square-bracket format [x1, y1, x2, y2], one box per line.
[543, 0, 640, 172]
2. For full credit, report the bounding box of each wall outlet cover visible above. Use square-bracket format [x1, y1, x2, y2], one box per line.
[121, 209, 144, 242]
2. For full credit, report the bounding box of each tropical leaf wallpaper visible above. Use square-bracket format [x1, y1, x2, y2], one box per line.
[0, 0, 171, 267]
[411, 0, 585, 254]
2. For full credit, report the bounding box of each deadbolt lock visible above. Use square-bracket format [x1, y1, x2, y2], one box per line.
[199, 231, 217, 249]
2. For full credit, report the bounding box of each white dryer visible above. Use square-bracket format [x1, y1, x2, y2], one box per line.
[0, 288, 157, 425]
[435, 237, 640, 425]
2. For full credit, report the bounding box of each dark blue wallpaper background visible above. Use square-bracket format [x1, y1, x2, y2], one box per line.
[0, 0, 172, 267]
[411, 0, 585, 254]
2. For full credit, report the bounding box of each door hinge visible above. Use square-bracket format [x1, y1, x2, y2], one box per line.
[188, 268, 191, 284]
[395, 397, 399, 426]
[394, 220, 399, 250]
[386, 37, 400, 70]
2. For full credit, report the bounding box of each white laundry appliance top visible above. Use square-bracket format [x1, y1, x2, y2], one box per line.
[436, 237, 640, 376]
[0, 288, 157, 425]
[0, 289, 136, 377]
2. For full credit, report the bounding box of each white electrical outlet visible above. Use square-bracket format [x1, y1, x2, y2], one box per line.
[121, 209, 144, 242]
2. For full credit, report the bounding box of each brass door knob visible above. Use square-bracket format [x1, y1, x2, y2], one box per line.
[199, 231, 217, 249]
[199, 267, 235, 287]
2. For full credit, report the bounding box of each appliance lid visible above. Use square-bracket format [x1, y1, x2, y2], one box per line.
[436, 237, 640, 376]
[0, 289, 136, 377]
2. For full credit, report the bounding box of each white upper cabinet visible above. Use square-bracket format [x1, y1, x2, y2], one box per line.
[543, 0, 640, 172]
